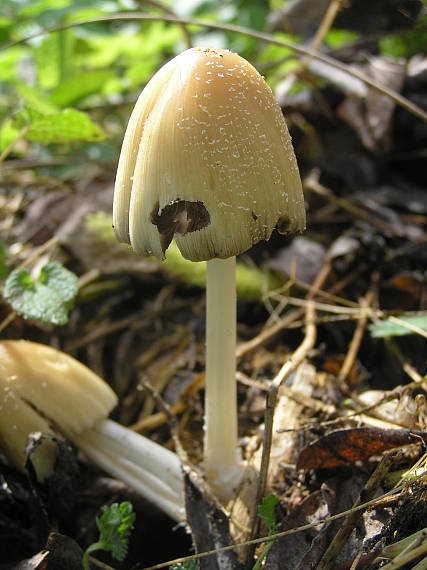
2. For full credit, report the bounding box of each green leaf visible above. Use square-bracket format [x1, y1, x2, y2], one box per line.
[379, 25, 427, 58]
[96, 501, 136, 562]
[16, 83, 59, 115]
[17, 108, 105, 144]
[38, 263, 78, 305]
[0, 119, 21, 152]
[34, 29, 75, 89]
[258, 493, 278, 534]
[50, 70, 114, 107]
[0, 47, 26, 82]
[252, 494, 279, 570]
[325, 29, 359, 48]
[369, 314, 427, 338]
[3, 262, 78, 326]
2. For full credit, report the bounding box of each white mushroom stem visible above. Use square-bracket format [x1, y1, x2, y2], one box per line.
[204, 256, 243, 498]
[84, 419, 183, 494]
[72, 422, 185, 522]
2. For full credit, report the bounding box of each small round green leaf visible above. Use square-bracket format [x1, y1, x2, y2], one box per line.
[3, 262, 78, 326]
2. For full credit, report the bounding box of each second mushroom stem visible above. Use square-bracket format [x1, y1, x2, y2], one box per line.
[71, 419, 185, 521]
[204, 256, 241, 497]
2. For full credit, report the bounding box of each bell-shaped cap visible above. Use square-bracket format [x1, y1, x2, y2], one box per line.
[113, 47, 305, 262]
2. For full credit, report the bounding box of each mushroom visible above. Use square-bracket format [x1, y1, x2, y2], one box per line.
[0, 340, 184, 521]
[113, 47, 305, 499]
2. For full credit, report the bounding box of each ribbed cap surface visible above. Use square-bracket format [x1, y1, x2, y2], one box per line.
[113, 47, 305, 262]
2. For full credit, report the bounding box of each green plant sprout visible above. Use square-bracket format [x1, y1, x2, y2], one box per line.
[3, 262, 78, 326]
[83, 501, 136, 570]
[252, 493, 279, 570]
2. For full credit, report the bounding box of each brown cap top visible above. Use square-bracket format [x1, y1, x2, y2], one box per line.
[113, 47, 305, 262]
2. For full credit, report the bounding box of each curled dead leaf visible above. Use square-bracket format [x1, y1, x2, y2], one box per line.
[297, 427, 427, 470]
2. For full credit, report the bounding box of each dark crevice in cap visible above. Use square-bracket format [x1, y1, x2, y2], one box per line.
[151, 199, 211, 253]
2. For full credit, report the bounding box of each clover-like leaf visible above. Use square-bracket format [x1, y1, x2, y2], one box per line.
[3, 262, 78, 325]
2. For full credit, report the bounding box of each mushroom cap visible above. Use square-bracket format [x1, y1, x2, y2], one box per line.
[113, 47, 305, 262]
[0, 340, 118, 435]
[0, 378, 56, 480]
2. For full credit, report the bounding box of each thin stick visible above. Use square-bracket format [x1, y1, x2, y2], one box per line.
[299, 0, 344, 73]
[141, 0, 192, 49]
[317, 451, 398, 570]
[16, 236, 59, 271]
[338, 282, 376, 382]
[247, 300, 316, 564]
[0, 311, 16, 335]
[237, 261, 331, 360]
[236, 307, 304, 360]
[305, 171, 404, 236]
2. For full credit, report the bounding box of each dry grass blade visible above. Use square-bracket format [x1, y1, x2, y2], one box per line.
[338, 283, 376, 382]
[380, 540, 427, 570]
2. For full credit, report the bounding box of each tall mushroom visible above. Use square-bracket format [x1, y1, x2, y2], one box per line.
[113, 47, 305, 499]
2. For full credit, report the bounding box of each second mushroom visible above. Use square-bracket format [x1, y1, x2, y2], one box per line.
[113, 47, 305, 500]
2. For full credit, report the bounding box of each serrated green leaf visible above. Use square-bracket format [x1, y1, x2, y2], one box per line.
[3, 262, 78, 326]
[96, 501, 136, 562]
[21, 108, 105, 144]
[258, 493, 278, 534]
[369, 314, 427, 338]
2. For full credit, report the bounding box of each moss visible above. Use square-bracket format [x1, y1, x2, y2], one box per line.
[86, 211, 282, 301]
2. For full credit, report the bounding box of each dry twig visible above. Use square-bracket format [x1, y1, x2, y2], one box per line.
[247, 300, 316, 563]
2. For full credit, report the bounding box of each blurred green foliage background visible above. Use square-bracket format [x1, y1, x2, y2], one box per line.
[1, 0, 424, 164]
